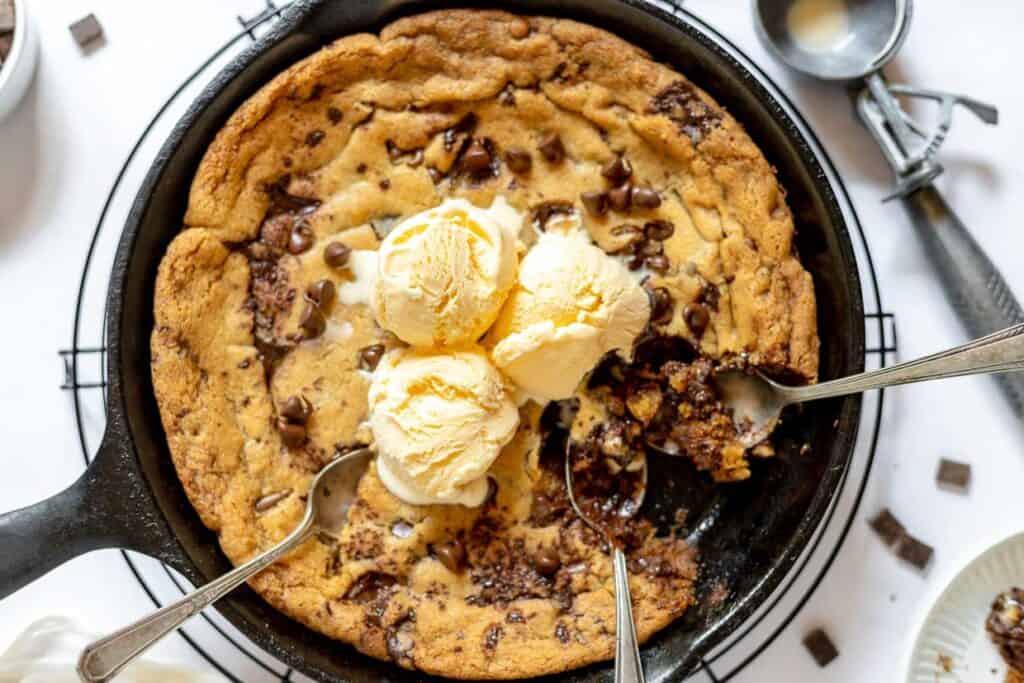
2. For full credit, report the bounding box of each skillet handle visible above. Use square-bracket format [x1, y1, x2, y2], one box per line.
[0, 429, 181, 601]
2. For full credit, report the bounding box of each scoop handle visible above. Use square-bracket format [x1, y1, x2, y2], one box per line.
[902, 186, 1024, 416]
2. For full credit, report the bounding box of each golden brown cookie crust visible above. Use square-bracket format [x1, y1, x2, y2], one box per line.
[153, 9, 817, 679]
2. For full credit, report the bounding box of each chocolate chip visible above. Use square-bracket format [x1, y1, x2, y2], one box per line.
[462, 139, 492, 172]
[359, 344, 386, 371]
[534, 547, 561, 576]
[803, 628, 839, 667]
[69, 14, 104, 48]
[645, 255, 670, 272]
[638, 240, 663, 257]
[648, 287, 674, 324]
[254, 489, 291, 512]
[287, 223, 314, 254]
[936, 458, 971, 491]
[379, 179, 391, 191]
[897, 534, 933, 570]
[580, 191, 608, 216]
[683, 302, 710, 335]
[608, 183, 632, 211]
[504, 147, 532, 173]
[869, 508, 905, 547]
[326, 107, 343, 124]
[601, 156, 633, 185]
[644, 219, 675, 241]
[356, 162, 367, 174]
[323, 242, 351, 268]
[632, 186, 662, 209]
[538, 132, 565, 163]
[306, 130, 325, 147]
[278, 418, 307, 449]
[434, 541, 466, 573]
[307, 279, 335, 309]
[299, 302, 326, 338]
[280, 395, 312, 424]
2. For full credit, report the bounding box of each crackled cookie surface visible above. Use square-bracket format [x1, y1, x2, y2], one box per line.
[152, 10, 817, 679]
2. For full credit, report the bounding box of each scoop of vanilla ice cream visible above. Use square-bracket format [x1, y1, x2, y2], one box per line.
[488, 227, 651, 402]
[371, 198, 520, 348]
[368, 346, 519, 506]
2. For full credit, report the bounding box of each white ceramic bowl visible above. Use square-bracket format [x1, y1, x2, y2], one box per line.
[0, 0, 38, 122]
[905, 530, 1024, 682]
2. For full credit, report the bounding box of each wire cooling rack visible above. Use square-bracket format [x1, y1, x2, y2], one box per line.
[58, 2, 897, 681]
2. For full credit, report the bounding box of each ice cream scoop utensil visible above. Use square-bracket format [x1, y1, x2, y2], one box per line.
[753, 0, 1024, 418]
[77, 448, 374, 683]
[718, 323, 1024, 448]
[565, 444, 647, 683]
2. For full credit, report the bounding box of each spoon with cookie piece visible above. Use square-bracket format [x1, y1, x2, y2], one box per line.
[565, 436, 648, 683]
[716, 323, 1024, 448]
[77, 448, 374, 682]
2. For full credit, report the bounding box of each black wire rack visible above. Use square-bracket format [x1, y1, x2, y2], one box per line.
[58, 2, 897, 681]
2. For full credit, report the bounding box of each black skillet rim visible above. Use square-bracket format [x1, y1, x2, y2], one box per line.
[104, 1, 865, 679]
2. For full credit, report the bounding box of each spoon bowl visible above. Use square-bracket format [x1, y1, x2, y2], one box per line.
[753, 0, 911, 80]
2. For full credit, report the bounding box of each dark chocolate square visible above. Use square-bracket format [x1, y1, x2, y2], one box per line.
[937, 458, 971, 491]
[803, 628, 839, 667]
[69, 13, 103, 47]
[897, 534, 934, 571]
[869, 508, 906, 547]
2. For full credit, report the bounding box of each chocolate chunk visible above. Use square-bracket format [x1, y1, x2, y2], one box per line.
[280, 395, 312, 424]
[803, 628, 839, 667]
[601, 156, 633, 185]
[323, 242, 351, 268]
[683, 303, 710, 336]
[306, 279, 335, 309]
[277, 418, 307, 449]
[346, 572, 397, 603]
[69, 14, 104, 48]
[254, 489, 291, 512]
[645, 255, 670, 273]
[359, 344, 386, 372]
[632, 186, 663, 209]
[306, 130, 325, 147]
[326, 106, 343, 124]
[868, 508, 905, 547]
[534, 547, 561, 576]
[936, 458, 971, 491]
[608, 183, 632, 211]
[648, 287, 674, 324]
[287, 223, 314, 254]
[897, 534, 933, 570]
[538, 132, 565, 163]
[648, 80, 722, 145]
[483, 624, 503, 651]
[580, 191, 608, 216]
[504, 147, 532, 173]
[434, 541, 466, 573]
[462, 138, 493, 172]
[644, 219, 675, 241]
[299, 302, 326, 338]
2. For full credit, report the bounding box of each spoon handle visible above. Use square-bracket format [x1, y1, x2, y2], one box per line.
[789, 323, 1024, 403]
[613, 547, 645, 683]
[77, 515, 315, 682]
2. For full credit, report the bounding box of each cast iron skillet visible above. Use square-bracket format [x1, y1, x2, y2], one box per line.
[0, 1, 865, 680]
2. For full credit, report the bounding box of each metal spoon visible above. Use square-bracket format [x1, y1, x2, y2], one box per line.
[752, 0, 1024, 418]
[718, 323, 1024, 448]
[565, 443, 647, 683]
[77, 447, 374, 683]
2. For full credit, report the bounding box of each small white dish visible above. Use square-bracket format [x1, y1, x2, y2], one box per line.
[0, 0, 39, 123]
[905, 531, 1024, 682]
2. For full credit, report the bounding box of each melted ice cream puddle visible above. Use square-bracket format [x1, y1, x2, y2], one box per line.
[787, 0, 852, 52]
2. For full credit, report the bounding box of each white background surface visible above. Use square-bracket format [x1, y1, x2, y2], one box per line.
[0, 1, 1022, 680]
